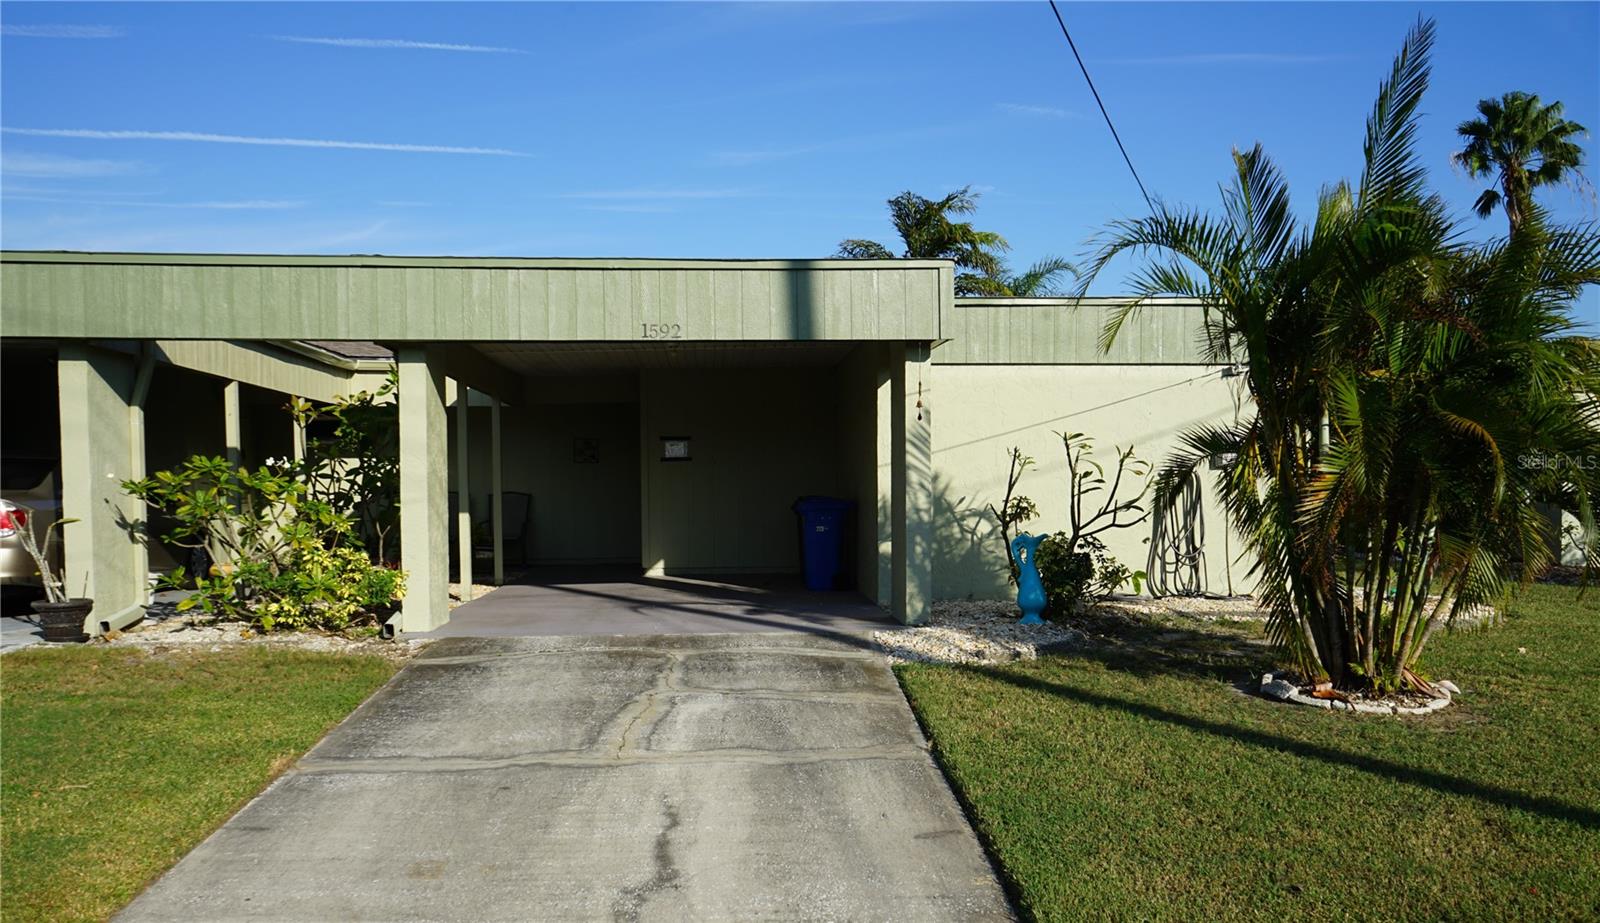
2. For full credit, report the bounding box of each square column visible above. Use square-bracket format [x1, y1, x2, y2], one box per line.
[490, 394, 504, 586]
[889, 342, 934, 625]
[57, 344, 145, 625]
[398, 348, 449, 632]
[454, 381, 473, 602]
[223, 380, 242, 467]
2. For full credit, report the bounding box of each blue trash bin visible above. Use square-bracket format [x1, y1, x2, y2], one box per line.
[792, 496, 855, 591]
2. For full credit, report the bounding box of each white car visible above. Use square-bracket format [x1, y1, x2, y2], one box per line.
[1, 459, 62, 589]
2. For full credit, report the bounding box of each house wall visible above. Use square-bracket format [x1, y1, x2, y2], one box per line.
[639, 367, 840, 574]
[929, 363, 1249, 600]
[451, 383, 641, 565]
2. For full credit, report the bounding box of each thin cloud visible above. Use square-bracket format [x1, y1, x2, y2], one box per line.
[1107, 52, 1342, 65]
[3, 194, 304, 210]
[1, 151, 143, 178]
[559, 188, 758, 200]
[1, 24, 123, 39]
[712, 146, 819, 166]
[270, 35, 526, 54]
[580, 204, 677, 214]
[997, 103, 1072, 120]
[711, 124, 968, 167]
[1, 127, 527, 156]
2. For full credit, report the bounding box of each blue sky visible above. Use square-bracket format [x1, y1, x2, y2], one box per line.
[1, 1, 1596, 323]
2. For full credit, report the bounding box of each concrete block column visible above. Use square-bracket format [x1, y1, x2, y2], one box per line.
[889, 342, 934, 625]
[398, 348, 449, 633]
[57, 344, 146, 628]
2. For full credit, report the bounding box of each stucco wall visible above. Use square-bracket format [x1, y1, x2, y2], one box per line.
[930, 363, 1250, 601]
[639, 367, 840, 574]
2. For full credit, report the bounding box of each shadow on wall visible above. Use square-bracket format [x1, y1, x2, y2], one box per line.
[928, 474, 1010, 602]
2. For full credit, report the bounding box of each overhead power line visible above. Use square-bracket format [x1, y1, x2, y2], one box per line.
[1047, 0, 1154, 212]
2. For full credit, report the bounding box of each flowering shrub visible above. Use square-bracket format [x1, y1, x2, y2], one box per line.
[125, 455, 405, 632]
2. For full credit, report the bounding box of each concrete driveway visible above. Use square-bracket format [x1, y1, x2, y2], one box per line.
[118, 632, 1013, 921]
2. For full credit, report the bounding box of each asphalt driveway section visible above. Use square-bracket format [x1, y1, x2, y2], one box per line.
[117, 633, 1013, 922]
[423, 570, 897, 638]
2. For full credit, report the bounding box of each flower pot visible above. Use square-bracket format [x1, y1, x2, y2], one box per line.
[31, 597, 93, 643]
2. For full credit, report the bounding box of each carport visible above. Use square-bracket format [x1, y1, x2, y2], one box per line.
[1, 252, 950, 635]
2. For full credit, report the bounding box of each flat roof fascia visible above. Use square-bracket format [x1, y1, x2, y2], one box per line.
[0, 251, 949, 271]
[1, 251, 953, 343]
[937, 296, 1215, 365]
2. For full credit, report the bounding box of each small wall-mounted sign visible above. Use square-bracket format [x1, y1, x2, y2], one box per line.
[573, 438, 600, 464]
[660, 436, 692, 462]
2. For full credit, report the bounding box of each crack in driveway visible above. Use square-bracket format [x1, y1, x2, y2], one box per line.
[612, 794, 683, 922]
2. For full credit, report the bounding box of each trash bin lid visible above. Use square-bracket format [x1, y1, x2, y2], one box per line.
[792, 496, 856, 513]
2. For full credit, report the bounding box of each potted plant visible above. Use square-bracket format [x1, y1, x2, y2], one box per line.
[14, 514, 90, 642]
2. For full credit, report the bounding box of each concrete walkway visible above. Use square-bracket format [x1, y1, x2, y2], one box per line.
[0, 615, 45, 653]
[118, 633, 1013, 922]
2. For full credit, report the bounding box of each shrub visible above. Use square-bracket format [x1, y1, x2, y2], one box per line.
[125, 455, 406, 632]
[1035, 534, 1137, 620]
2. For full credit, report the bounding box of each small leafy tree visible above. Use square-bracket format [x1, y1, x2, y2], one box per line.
[1035, 434, 1153, 616]
[124, 457, 404, 630]
[124, 372, 408, 632]
[291, 371, 400, 562]
[986, 447, 1039, 585]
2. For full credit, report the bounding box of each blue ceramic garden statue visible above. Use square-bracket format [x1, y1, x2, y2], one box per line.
[1010, 533, 1047, 625]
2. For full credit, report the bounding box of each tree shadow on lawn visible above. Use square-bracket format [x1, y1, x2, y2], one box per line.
[1057, 606, 1278, 686]
[953, 657, 1600, 831]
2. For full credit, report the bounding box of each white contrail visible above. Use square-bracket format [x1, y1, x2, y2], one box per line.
[2, 194, 304, 210]
[1, 24, 123, 38]
[0, 127, 526, 156]
[271, 34, 525, 53]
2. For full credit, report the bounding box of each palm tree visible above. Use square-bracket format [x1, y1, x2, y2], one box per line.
[990, 256, 1079, 297]
[1454, 91, 1588, 233]
[1075, 18, 1600, 693]
[836, 186, 1010, 295]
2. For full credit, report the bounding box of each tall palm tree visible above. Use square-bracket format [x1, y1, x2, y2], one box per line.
[836, 186, 1010, 295]
[1075, 18, 1600, 693]
[1454, 91, 1588, 233]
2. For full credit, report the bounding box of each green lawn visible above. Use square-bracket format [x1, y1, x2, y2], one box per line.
[898, 584, 1600, 922]
[1, 646, 397, 923]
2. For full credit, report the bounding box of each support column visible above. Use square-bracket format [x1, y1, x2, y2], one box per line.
[58, 344, 146, 632]
[873, 347, 894, 609]
[889, 342, 934, 625]
[490, 394, 504, 586]
[291, 396, 306, 463]
[454, 381, 473, 601]
[397, 348, 449, 633]
[223, 380, 242, 468]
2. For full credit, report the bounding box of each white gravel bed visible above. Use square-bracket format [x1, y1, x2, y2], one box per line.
[103, 616, 427, 661]
[875, 599, 1087, 665]
[1094, 594, 1269, 622]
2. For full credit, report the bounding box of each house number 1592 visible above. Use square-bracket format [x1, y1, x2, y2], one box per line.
[640, 323, 682, 339]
